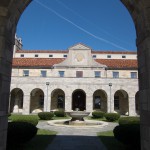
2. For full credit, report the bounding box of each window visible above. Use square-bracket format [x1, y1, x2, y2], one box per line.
[122, 55, 126, 58]
[94, 96, 101, 109]
[41, 70, 47, 77]
[114, 96, 119, 110]
[59, 71, 65, 77]
[107, 55, 111, 58]
[35, 54, 38, 57]
[23, 70, 29, 77]
[95, 71, 101, 78]
[49, 54, 53, 57]
[20, 54, 24, 57]
[57, 95, 64, 108]
[113, 72, 119, 78]
[92, 55, 96, 58]
[76, 71, 83, 78]
[131, 72, 137, 79]
[63, 55, 67, 58]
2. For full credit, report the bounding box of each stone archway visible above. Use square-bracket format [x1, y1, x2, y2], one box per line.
[30, 88, 44, 113]
[9, 88, 23, 113]
[72, 89, 86, 111]
[93, 89, 107, 112]
[51, 89, 65, 111]
[114, 90, 129, 115]
[0, 0, 150, 149]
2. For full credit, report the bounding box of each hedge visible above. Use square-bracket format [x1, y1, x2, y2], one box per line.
[11, 115, 39, 126]
[38, 112, 54, 120]
[7, 122, 37, 146]
[54, 110, 66, 117]
[113, 124, 140, 149]
[119, 117, 140, 125]
[104, 113, 120, 122]
[92, 111, 105, 118]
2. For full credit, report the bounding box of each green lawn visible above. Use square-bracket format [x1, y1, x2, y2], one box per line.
[7, 129, 57, 150]
[97, 131, 129, 150]
[8, 114, 70, 121]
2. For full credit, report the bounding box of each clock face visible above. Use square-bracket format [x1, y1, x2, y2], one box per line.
[75, 53, 84, 62]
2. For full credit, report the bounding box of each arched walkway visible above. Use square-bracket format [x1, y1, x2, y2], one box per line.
[93, 89, 107, 112]
[9, 88, 23, 113]
[51, 89, 65, 111]
[30, 88, 44, 113]
[72, 89, 86, 111]
[114, 90, 129, 115]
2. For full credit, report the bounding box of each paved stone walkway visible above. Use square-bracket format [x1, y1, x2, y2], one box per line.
[37, 120, 118, 150]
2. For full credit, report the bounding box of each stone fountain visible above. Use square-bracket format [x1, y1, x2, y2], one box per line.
[66, 109, 90, 125]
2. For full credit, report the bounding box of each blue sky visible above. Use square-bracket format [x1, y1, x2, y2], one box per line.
[17, 0, 136, 51]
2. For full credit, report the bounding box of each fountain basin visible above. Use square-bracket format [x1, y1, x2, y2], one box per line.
[66, 111, 90, 121]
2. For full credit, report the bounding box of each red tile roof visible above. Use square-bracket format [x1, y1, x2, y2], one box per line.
[12, 58, 65, 67]
[16, 50, 136, 54]
[95, 59, 137, 68]
[12, 58, 137, 69]
[16, 50, 68, 53]
[92, 51, 137, 54]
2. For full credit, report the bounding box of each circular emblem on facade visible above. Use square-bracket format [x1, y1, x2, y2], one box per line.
[75, 53, 84, 62]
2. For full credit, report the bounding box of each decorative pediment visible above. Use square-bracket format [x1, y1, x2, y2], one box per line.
[68, 43, 91, 50]
[54, 43, 107, 68]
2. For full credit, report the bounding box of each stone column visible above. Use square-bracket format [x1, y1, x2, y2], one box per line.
[65, 95, 72, 111]
[44, 95, 51, 112]
[22, 95, 30, 114]
[107, 89, 114, 113]
[111, 96, 114, 113]
[128, 96, 136, 116]
[86, 96, 93, 112]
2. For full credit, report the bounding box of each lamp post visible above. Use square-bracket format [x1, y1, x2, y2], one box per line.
[46, 82, 50, 112]
[109, 83, 112, 113]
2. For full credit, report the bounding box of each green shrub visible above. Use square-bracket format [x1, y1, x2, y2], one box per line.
[119, 117, 140, 125]
[104, 113, 120, 122]
[38, 112, 54, 120]
[54, 110, 66, 117]
[7, 122, 37, 146]
[113, 124, 140, 149]
[92, 111, 105, 118]
[12, 115, 39, 126]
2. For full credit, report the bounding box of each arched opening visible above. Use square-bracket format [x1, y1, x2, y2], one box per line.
[30, 88, 44, 113]
[72, 89, 86, 111]
[114, 90, 129, 115]
[93, 89, 107, 112]
[135, 91, 140, 115]
[51, 89, 65, 111]
[9, 88, 23, 113]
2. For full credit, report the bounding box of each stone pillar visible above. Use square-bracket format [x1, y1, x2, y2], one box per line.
[65, 95, 72, 111]
[86, 96, 93, 112]
[128, 96, 136, 116]
[22, 95, 30, 114]
[107, 88, 113, 113]
[44, 95, 51, 112]
[111, 96, 114, 113]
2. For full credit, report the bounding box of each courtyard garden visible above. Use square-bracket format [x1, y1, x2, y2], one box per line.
[7, 111, 140, 150]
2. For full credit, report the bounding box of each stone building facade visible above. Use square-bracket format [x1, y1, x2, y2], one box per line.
[10, 38, 139, 116]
